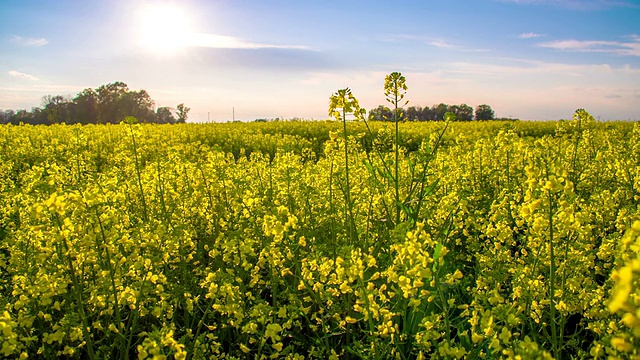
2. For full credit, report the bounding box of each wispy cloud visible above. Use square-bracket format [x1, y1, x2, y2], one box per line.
[9, 35, 49, 47]
[518, 32, 543, 39]
[9, 70, 39, 81]
[427, 39, 458, 49]
[379, 34, 489, 52]
[187, 33, 311, 50]
[497, 0, 639, 10]
[0, 84, 89, 94]
[440, 57, 640, 78]
[538, 35, 640, 56]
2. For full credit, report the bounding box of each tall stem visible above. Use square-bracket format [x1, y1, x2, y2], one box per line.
[128, 124, 148, 221]
[342, 107, 355, 244]
[394, 86, 400, 227]
[547, 187, 559, 359]
[55, 214, 96, 359]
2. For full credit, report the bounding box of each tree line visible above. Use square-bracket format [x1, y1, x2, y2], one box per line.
[369, 103, 503, 121]
[0, 81, 190, 125]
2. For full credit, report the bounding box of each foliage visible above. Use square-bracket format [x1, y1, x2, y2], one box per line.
[156, 107, 177, 124]
[372, 103, 480, 122]
[0, 100, 639, 359]
[475, 104, 495, 121]
[3, 82, 189, 125]
[176, 104, 190, 123]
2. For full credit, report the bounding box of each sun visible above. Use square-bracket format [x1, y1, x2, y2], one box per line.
[137, 4, 195, 55]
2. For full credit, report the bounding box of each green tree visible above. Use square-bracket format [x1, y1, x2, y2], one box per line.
[96, 81, 129, 123]
[71, 88, 99, 124]
[0, 109, 14, 124]
[420, 106, 434, 121]
[453, 103, 474, 121]
[432, 103, 449, 120]
[120, 90, 155, 122]
[406, 106, 422, 121]
[41, 95, 70, 124]
[156, 107, 176, 123]
[369, 105, 393, 121]
[176, 103, 190, 123]
[475, 104, 495, 121]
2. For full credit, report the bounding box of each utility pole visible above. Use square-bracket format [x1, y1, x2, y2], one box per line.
[208, 112, 210, 122]
[233, 107, 235, 122]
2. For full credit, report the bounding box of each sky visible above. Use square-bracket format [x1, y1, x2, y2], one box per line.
[1, 0, 639, 122]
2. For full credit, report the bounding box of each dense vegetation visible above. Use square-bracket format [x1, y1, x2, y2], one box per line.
[0, 82, 190, 125]
[1, 114, 639, 359]
[368, 103, 499, 122]
[0, 80, 501, 125]
[1, 73, 639, 359]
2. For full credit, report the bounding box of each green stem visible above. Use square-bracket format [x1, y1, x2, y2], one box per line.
[394, 88, 400, 227]
[342, 108, 356, 244]
[547, 188, 558, 359]
[55, 214, 96, 359]
[94, 209, 123, 351]
[128, 124, 148, 221]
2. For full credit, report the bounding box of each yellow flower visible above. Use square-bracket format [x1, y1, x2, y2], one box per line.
[472, 332, 483, 343]
[611, 337, 633, 352]
[498, 327, 511, 343]
[265, 323, 282, 342]
[108, 323, 119, 333]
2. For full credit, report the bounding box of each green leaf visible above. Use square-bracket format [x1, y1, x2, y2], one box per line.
[123, 116, 138, 125]
[421, 179, 440, 197]
[432, 242, 444, 271]
[397, 201, 415, 219]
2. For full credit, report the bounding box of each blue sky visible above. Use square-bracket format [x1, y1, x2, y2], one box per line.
[1, 0, 639, 121]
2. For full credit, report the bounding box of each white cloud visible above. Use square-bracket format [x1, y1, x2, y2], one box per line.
[518, 32, 543, 39]
[9, 35, 49, 47]
[379, 34, 489, 52]
[187, 33, 311, 50]
[497, 0, 639, 10]
[538, 35, 640, 56]
[9, 70, 39, 81]
[444, 58, 640, 77]
[426, 39, 456, 49]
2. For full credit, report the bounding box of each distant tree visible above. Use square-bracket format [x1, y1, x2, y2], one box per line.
[369, 105, 393, 122]
[120, 90, 155, 122]
[1, 109, 14, 124]
[96, 81, 130, 123]
[31, 107, 47, 125]
[475, 104, 495, 121]
[71, 88, 99, 124]
[420, 106, 434, 121]
[448, 105, 460, 121]
[176, 103, 190, 123]
[42, 95, 71, 124]
[9, 109, 32, 124]
[406, 106, 422, 121]
[432, 103, 449, 121]
[368, 102, 497, 121]
[156, 107, 176, 123]
[452, 103, 474, 121]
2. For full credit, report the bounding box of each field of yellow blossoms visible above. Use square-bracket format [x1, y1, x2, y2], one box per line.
[1, 111, 640, 359]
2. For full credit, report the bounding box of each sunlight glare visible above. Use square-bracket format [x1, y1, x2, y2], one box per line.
[137, 4, 194, 55]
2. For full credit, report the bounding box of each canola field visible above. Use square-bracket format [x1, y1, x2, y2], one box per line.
[1, 112, 640, 359]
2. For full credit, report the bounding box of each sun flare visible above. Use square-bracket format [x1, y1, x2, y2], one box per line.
[137, 4, 194, 54]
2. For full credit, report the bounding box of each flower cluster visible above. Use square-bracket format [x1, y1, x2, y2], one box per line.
[0, 114, 638, 358]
